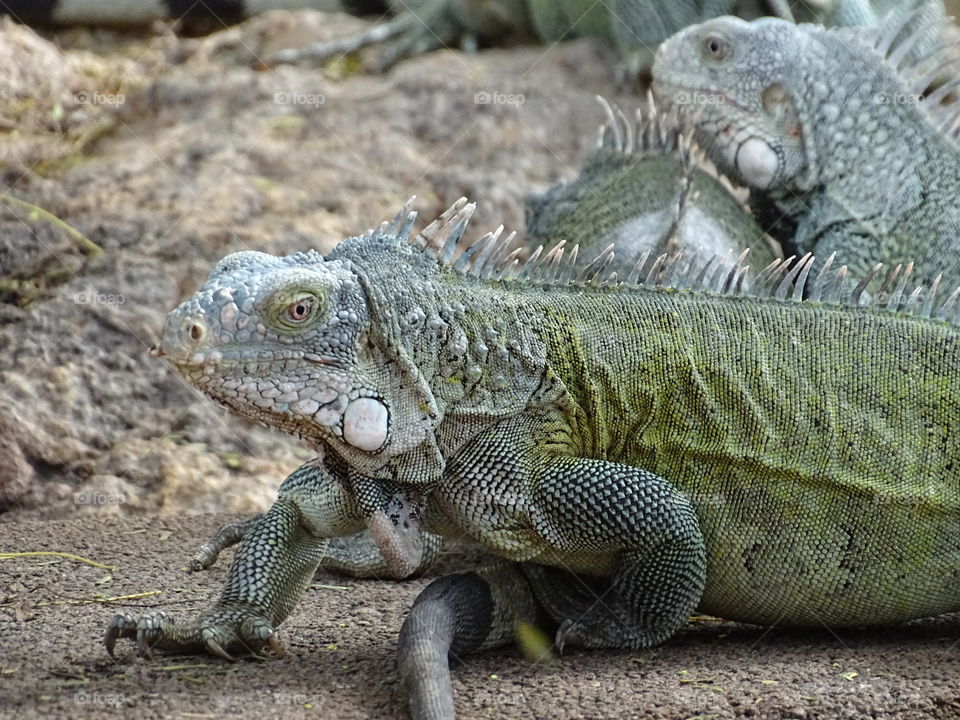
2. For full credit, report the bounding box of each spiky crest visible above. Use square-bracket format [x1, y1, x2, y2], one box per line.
[380, 198, 960, 325]
[595, 95, 750, 204]
[833, 3, 960, 144]
[593, 94, 695, 164]
[591, 95, 753, 255]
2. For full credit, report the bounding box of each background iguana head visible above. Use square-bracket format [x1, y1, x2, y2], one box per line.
[524, 96, 777, 271]
[650, 6, 952, 194]
[154, 247, 396, 455]
[650, 16, 817, 192]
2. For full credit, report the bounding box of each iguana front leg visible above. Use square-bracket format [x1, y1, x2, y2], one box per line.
[268, 0, 534, 70]
[194, 521, 443, 578]
[105, 457, 439, 660]
[394, 416, 708, 718]
[434, 413, 708, 649]
[523, 454, 707, 649]
[191, 459, 444, 578]
[106, 494, 333, 660]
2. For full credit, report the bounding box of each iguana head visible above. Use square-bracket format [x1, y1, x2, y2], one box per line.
[154, 247, 396, 455]
[652, 7, 953, 196]
[651, 16, 809, 192]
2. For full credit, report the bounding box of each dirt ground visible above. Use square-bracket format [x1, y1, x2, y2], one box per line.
[3, 8, 960, 720]
[0, 9, 630, 519]
[4, 515, 960, 720]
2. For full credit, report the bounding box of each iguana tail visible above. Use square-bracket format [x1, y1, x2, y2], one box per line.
[0, 0, 344, 31]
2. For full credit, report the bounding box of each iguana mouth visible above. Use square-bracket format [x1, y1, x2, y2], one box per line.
[154, 346, 346, 373]
[654, 79, 751, 119]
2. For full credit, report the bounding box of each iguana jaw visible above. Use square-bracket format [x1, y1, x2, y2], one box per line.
[161, 344, 390, 454]
[153, 250, 392, 454]
[652, 82, 782, 191]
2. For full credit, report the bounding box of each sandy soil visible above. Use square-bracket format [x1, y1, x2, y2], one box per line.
[4, 514, 960, 720]
[0, 9, 628, 519]
[3, 9, 960, 720]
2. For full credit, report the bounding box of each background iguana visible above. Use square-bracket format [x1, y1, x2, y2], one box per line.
[651, 5, 960, 289]
[1, 0, 944, 72]
[105, 198, 960, 720]
[524, 97, 780, 276]
[265, 0, 945, 73]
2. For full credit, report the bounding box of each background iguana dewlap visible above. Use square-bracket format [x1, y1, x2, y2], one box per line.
[106, 199, 960, 720]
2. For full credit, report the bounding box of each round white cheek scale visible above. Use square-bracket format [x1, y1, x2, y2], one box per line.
[736, 138, 779, 189]
[342, 397, 390, 451]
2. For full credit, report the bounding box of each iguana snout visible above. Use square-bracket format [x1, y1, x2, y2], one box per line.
[153, 248, 394, 453]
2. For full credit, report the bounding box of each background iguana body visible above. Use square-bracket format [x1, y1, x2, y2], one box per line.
[525, 98, 780, 276]
[2, 0, 944, 72]
[651, 7, 960, 288]
[265, 0, 947, 72]
[106, 199, 960, 720]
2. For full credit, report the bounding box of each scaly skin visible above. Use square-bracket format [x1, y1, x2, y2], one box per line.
[525, 98, 780, 275]
[188, 97, 782, 586]
[266, 0, 941, 72]
[107, 199, 960, 719]
[651, 6, 960, 288]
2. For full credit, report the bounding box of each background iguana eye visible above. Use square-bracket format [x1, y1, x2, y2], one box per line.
[703, 35, 730, 60]
[285, 296, 315, 323]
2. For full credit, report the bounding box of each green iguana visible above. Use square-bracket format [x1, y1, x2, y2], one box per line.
[106, 198, 960, 720]
[525, 96, 780, 277]
[651, 5, 960, 288]
[185, 97, 780, 587]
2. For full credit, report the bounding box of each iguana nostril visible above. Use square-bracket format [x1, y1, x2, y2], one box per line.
[189, 323, 204, 342]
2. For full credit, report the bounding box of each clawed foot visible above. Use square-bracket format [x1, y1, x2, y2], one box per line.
[104, 607, 283, 662]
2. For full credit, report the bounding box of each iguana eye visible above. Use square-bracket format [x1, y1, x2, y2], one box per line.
[703, 35, 731, 61]
[285, 296, 315, 323]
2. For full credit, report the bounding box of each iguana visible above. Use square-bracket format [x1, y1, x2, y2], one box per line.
[651, 4, 960, 289]
[182, 97, 780, 587]
[3, 0, 941, 73]
[266, 0, 943, 73]
[106, 198, 960, 720]
[524, 96, 780, 276]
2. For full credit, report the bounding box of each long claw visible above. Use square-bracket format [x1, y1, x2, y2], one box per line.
[205, 637, 236, 662]
[104, 613, 137, 659]
[555, 619, 576, 655]
[138, 633, 155, 660]
[104, 625, 121, 659]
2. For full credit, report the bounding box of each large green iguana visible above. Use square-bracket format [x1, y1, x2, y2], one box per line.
[105, 198, 960, 719]
[524, 96, 780, 276]
[651, 4, 960, 288]
[184, 97, 780, 585]
[184, 95, 781, 583]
